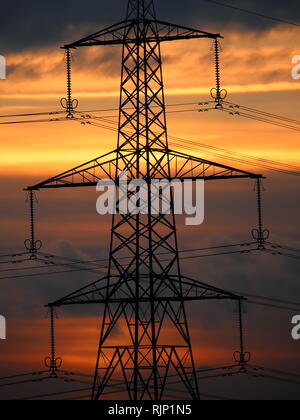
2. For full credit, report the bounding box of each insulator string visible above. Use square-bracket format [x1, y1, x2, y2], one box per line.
[234, 300, 251, 370]
[252, 179, 270, 249]
[24, 191, 42, 259]
[60, 48, 78, 117]
[44, 307, 62, 377]
[210, 39, 227, 108]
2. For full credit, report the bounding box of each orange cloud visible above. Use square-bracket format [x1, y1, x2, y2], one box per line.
[1, 25, 299, 178]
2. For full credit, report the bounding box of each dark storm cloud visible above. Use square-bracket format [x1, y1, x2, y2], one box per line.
[0, 0, 299, 53]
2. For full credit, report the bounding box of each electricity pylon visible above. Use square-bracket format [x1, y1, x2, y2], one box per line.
[27, 0, 262, 400]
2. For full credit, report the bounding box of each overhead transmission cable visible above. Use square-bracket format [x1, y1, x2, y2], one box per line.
[200, 0, 300, 28]
[75, 112, 300, 176]
[9, 362, 300, 400]
[1, 99, 300, 176]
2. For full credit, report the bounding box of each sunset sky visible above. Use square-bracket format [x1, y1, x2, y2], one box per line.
[0, 0, 300, 400]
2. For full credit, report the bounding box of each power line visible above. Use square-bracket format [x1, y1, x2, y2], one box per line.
[264, 247, 300, 261]
[103, 112, 300, 171]
[0, 253, 26, 259]
[247, 299, 300, 313]
[0, 370, 49, 382]
[0, 101, 200, 121]
[81, 112, 300, 176]
[17, 385, 232, 401]
[19, 387, 92, 401]
[0, 117, 70, 125]
[0, 243, 253, 272]
[224, 101, 300, 127]
[1, 243, 300, 298]
[249, 364, 300, 380]
[267, 242, 300, 254]
[232, 291, 300, 310]
[201, 0, 300, 28]
[0, 244, 256, 279]
[245, 371, 300, 387]
[220, 108, 300, 134]
[1, 250, 299, 313]
[2, 0, 299, 400]
[1, 101, 300, 176]
[14, 364, 300, 400]
[0, 111, 68, 119]
[168, 139, 300, 176]
[199, 99, 300, 133]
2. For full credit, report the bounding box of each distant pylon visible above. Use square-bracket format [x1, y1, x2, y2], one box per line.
[27, 0, 262, 400]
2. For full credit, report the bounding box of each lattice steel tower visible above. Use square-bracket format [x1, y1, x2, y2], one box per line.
[27, 0, 261, 400]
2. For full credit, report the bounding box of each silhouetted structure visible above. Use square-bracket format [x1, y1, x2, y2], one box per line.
[27, 0, 262, 400]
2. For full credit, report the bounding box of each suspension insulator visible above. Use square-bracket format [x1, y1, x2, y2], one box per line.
[44, 307, 62, 378]
[60, 48, 78, 118]
[210, 39, 227, 108]
[233, 299, 251, 371]
[24, 190, 42, 260]
[252, 178, 270, 250]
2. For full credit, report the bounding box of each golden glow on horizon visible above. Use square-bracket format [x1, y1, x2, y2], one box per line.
[1, 81, 300, 101]
[0, 26, 300, 176]
[1, 317, 297, 373]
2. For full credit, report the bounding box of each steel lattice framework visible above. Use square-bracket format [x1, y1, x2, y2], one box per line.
[27, 0, 262, 401]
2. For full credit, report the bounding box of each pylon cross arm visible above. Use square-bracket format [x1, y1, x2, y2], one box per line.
[46, 274, 243, 308]
[25, 146, 263, 191]
[167, 149, 263, 181]
[25, 149, 126, 191]
[64, 19, 221, 49]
